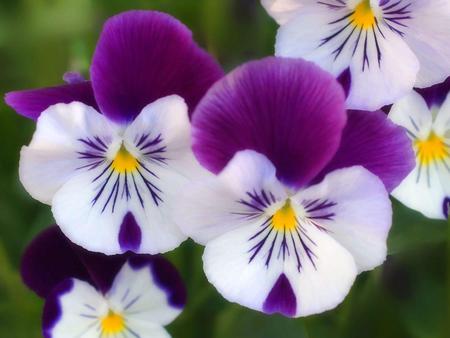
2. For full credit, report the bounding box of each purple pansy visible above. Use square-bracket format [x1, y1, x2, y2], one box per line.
[388, 77, 450, 220]
[262, 0, 450, 111]
[22, 226, 186, 338]
[5, 10, 223, 255]
[176, 57, 414, 317]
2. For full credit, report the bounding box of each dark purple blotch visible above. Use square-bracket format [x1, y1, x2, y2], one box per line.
[337, 67, 351, 98]
[416, 76, 450, 109]
[263, 273, 297, 317]
[118, 212, 142, 252]
[443, 197, 450, 219]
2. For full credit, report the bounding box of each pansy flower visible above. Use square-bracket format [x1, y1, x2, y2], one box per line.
[5, 11, 223, 254]
[388, 77, 450, 219]
[262, 0, 450, 111]
[21, 226, 186, 338]
[176, 57, 414, 317]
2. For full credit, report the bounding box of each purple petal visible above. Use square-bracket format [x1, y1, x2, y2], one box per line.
[20, 227, 91, 298]
[118, 212, 142, 252]
[91, 10, 223, 123]
[20, 226, 126, 297]
[42, 278, 74, 338]
[263, 273, 297, 317]
[416, 76, 450, 109]
[4, 81, 98, 120]
[314, 110, 415, 192]
[191, 57, 347, 188]
[63, 71, 86, 85]
[129, 255, 187, 308]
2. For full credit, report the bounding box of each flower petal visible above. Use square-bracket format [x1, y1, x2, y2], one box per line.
[21, 227, 91, 298]
[43, 278, 106, 338]
[91, 10, 223, 123]
[315, 110, 415, 192]
[261, 0, 304, 24]
[203, 214, 357, 317]
[416, 76, 450, 110]
[52, 96, 201, 254]
[403, 1, 450, 87]
[176, 150, 287, 244]
[4, 81, 98, 120]
[191, 57, 346, 188]
[107, 256, 185, 326]
[294, 166, 391, 272]
[19, 102, 118, 204]
[21, 226, 129, 298]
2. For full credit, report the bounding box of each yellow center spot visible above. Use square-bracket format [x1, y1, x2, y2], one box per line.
[415, 132, 449, 166]
[112, 144, 138, 173]
[351, 0, 375, 29]
[101, 311, 125, 335]
[272, 199, 297, 232]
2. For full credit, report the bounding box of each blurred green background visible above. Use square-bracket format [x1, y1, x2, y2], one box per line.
[0, 0, 448, 337]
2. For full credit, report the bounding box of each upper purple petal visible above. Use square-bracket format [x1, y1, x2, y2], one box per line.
[416, 76, 450, 109]
[20, 226, 126, 297]
[129, 255, 187, 308]
[4, 81, 98, 120]
[191, 57, 347, 188]
[91, 10, 223, 123]
[314, 110, 415, 192]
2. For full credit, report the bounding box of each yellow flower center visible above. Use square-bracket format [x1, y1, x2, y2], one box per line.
[112, 144, 138, 173]
[351, 0, 376, 29]
[272, 200, 297, 232]
[101, 311, 125, 335]
[415, 132, 448, 166]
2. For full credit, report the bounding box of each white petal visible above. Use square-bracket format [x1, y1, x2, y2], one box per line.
[388, 90, 433, 139]
[19, 102, 117, 204]
[107, 261, 182, 326]
[346, 27, 419, 110]
[48, 279, 108, 338]
[261, 0, 305, 24]
[175, 150, 287, 244]
[203, 216, 357, 317]
[403, 1, 450, 87]
[293, 166, 392, 272]
[392, 162, 448, 220]
[275, 6, 352, 77]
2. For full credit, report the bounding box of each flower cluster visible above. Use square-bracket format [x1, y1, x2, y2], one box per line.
[4, 2, 450, 336]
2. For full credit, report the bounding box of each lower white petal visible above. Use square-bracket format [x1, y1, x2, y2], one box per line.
[293, 166, 392, 272]
[203, 216, 357, 317]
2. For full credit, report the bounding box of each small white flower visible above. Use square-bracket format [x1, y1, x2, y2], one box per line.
[389, 89, 450, 219]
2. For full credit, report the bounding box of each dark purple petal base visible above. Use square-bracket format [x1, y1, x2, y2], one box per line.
[118, 212, 142, 252]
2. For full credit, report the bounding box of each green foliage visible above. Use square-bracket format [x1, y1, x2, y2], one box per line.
[0, 0, 447, 337]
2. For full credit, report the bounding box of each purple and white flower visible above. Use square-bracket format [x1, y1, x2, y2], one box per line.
[388, 78, 450, 219]
[262, 0, 450, 111]
[21, 226, 186, 338]
[5, 11, 223, 255]
[176, 57, 414, 317]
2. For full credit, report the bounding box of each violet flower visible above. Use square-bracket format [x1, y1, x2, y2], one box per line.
[21, 227, 186, 338]
[5, 11, 223, 255]
[176, 57, 414, 317]
[262, 0, 450, 111]
[388, 77, 450, 219]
